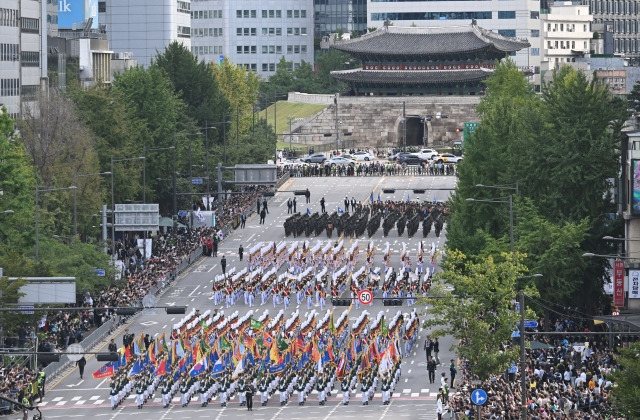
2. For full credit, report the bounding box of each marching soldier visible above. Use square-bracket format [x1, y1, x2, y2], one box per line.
[381, 373, 391, 405]
[341, 376, 350, 405]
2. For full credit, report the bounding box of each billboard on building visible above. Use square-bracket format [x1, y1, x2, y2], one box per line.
[631, 159, 640, 215]
[58, 0, 98, 29]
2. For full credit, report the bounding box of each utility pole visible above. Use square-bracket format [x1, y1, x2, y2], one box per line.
[217, 163, 223, 214]
[519, 290, 527, 420]
[334, 94, 339, 151]
[172, 134, 177, 217]
[403, 101, 407, 150]
[288, 115, 294, 152]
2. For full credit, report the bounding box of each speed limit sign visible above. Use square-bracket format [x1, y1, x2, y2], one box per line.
[358, 289, 373, 305]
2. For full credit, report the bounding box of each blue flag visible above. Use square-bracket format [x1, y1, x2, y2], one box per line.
[377, 192, 382, 203]
[433, 196, 437, 204]
[269, 361, 285, 374]
[307, 208, 311, 215]
[338, 207, 344, 214]
[128, 359, 144, 377]
[212, 359, 224, 376]
[369, 192, 374, 203]
[406, 194, 411, 203]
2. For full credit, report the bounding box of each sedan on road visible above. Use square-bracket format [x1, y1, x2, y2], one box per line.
[303, 153, 327, 164]
[352, 151, 372, 161]
[327, 156, 356, 166]
[433, 153, 463, 164]
[397, 154, 428, 166]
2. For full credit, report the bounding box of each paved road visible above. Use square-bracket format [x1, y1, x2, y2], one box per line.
[35, 175, 457, 420]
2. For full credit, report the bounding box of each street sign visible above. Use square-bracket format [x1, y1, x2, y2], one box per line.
[471, 389, 488, 406]
[17, 305, 34, 314]
[524, 320, 538, 328]
[191, 178, 203, 185]
[66, 343, 84, 362]
[357, 289, 373, 305]
[178, 210, 188, 217]
[94, 269, 105, 277]
[114, 203, 159, 232]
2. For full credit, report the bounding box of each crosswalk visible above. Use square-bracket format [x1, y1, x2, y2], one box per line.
[39, 388, 436, 407]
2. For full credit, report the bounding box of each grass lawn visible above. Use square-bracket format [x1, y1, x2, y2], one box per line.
[259, 101, 328, 138]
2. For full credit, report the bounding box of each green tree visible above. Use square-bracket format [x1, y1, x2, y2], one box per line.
[423, 251, 534, 381]
[628, 80, 640, 113]
[610, 341, 640, 419]
[315, 49, 360, 93]
[112, 65, 186, 206]
[154, 41, 229, 129]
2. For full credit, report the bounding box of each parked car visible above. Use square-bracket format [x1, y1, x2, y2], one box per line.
[277, 159, 308, 169]
[389, 152, 412, 161]
[303, 153, 327, 164]
[352, 151, 372, 161]
[327, 156, 356, 166]
[433, 153, 463, 164]
[415, 148, 439, 161]
[397, 154, 427, 166]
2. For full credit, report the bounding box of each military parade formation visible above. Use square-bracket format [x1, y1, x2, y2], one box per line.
[90, 194, 448, 413]
[99, 305, 418, 411]
[284, 200, 447, 239]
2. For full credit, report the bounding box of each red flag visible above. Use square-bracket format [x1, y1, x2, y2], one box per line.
[92, 362, 115, 379]
[155, 358, 167, 377]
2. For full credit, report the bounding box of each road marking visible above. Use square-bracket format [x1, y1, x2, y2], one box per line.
[162, 325, 167, 330]
[408, 369, 412, 374]
[188, 285, 201, 297]
[208, 265, 218, 272]
[95, 378, 107, 389]
[322, 402, 342, 420]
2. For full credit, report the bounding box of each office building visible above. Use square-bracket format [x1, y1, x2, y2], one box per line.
[1, 0, 46, 119]
[98, 0, 191, 68]
[190, 0, 314, 76]
[314, 0, 367, 38]
[586, 0, 640, 58]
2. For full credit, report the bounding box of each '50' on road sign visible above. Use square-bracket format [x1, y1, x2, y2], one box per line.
[358, 289, 373, 305]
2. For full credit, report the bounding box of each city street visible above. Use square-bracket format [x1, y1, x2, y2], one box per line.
[35, 174, 457, 420]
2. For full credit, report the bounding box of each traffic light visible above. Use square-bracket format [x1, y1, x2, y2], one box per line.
[332, 298, 351, 306]
[383, 299, 403, 306]
[38, 353, 61, 364]
[116, 308, 137, 316]
[96, 353, 119, 362]
[262, 191, 275, 197]
[166, 306, 187, 315]
[413, 189, 426, 194]
[294, 190, 307, 196]
[382, 189, 395, 194]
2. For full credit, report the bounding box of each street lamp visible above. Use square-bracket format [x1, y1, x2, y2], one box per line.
[0, 210, 14, 215]
[582, 252, 634, 259]
[110, 156, 145, 259]
[287, 115, 295, 153]
[516, 277, 541, 420]
[476, 182, 519, 196]
[466, 196, 514, 252]
[73, 171, 111, 236]
[143, 146, 175, 204]
[35, 185, 77, 263]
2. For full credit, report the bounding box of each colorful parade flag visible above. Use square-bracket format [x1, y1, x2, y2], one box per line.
[263, 331, 274, 347]
[250, 318, 263, 330]
[92, 361, 118, 379]
[189, 355, 208, 377]
[277, 335, 289, 351]
[155, 358, 168, 377]
[369, 192, 374, 203]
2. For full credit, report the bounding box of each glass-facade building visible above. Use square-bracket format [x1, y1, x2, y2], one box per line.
[314, 0, 367, 37]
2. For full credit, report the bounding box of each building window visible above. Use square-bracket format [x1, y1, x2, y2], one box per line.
[498, 11, 516, 19]
[98, 1, 106, 13]
[237, 28, 242, 36]
[287, 45, 293, 53]
[0, 79, 20, 96]
[498, 29, 516, 37]
[269, 10, 274, 18]
[301, 45, 307, 53]
[262, 46, 268, 54]
[276, 46, 282, 53]
[244, 46, 250, 54]
[301, 27, 307, 35]
[251, 46, 256, 54]
[21, 51, 39, 67]
[0, 43, 19, 61]
[530, 11, 539, 19]
[177, 1, 190, 13]
[276, 28, 282, 36]
[251, 64, 257, 71]
[1, 8, 19, 27]
[294, 10, 300, 18]
[287, 10, 292, 18]
[269, 63, 275, 71]
[294, 27, 300, 36]
[262, 10, 267, 18]
[262, 63, 268, 72]
[251, 28, 256, 36]
[531, 29, 539, 37]
[276, 10, 281, 18]
[237, 46, 243, 54]
[244, 28, 250, 36]
[237, 10, 242, 18]
[370, 12, 493, 21]
[269, 45, 275, 53]
[251, 10, 256, 18]
[531, 47, 540, 56]
[301, 10, 307, 18]
[294, 45, 300, 53]
[177, 25, 190, 38]
[287, 27, 293, 35]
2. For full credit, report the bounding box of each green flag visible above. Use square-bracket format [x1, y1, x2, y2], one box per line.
[381, 317, 388, 337]
[221, 336, 232, 351]
[250, 318, 263, 330]
[277, 336, 289, 351]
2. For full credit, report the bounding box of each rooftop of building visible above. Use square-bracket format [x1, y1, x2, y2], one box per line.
[331, 21, 530, 57]
[331, 68, 492, 85]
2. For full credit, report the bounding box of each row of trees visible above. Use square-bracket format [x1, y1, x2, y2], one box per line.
[425, 61, 628, 384]
[0, 42, 280, 311]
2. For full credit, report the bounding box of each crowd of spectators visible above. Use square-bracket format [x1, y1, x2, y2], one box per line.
[0, 185, 272, 414]
[444, 333, 620, 420]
